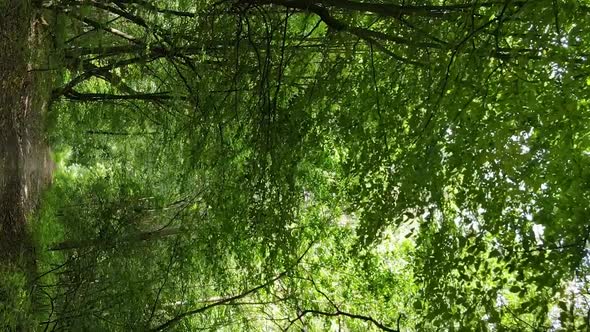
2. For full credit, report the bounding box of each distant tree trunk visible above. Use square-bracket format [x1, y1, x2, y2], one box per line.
[85, 130, 156, 136]
[49, 227, 181, 251]
[63, 91, 186, 102]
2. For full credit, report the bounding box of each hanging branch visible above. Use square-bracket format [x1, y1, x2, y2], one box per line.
[285, 275, 402, 332]
[252, 0, 527, 18]
[253, 0, 428, 65]
[150, 242, 314, 331]
[286, 309, 400, 332]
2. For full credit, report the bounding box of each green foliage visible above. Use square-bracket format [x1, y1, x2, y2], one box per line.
[25, 0, 590, 330]
[0, 266, 34, 331]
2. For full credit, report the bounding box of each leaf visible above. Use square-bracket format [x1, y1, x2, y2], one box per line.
[413, 300, 423, 311]
[509, 285, 521, 293]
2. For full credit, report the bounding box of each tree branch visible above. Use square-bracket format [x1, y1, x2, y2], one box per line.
[67, 12, 139, 43]
[253, 0, 526, 18]
[287, 309, 399, 332]
[150, 243, 314, 331]
[260, 0, 426, 65]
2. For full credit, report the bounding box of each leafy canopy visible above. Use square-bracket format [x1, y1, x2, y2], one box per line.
[34, 0, 590, 330]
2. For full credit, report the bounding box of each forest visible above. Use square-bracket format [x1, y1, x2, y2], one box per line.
[1, 0, 590, 331]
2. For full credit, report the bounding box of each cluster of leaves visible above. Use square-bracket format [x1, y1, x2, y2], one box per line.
[0, 265, 34, 331]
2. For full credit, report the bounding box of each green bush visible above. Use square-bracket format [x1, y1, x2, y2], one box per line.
[0, 266, 33, 331]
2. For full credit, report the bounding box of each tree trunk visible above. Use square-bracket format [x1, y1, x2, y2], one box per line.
[49, 227, 181, 251]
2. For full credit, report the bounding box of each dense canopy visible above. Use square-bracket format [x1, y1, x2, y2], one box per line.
[5, 0, 590, 331]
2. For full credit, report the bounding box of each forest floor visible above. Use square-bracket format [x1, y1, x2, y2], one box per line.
[0, 0, 56, 284]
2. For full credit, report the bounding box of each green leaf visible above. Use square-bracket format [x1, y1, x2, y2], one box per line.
[509, 285, 521, 293]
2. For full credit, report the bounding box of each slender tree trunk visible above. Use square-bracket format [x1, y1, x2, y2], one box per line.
[63, 91, 186, 102]
[49, 227, 181, 251]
